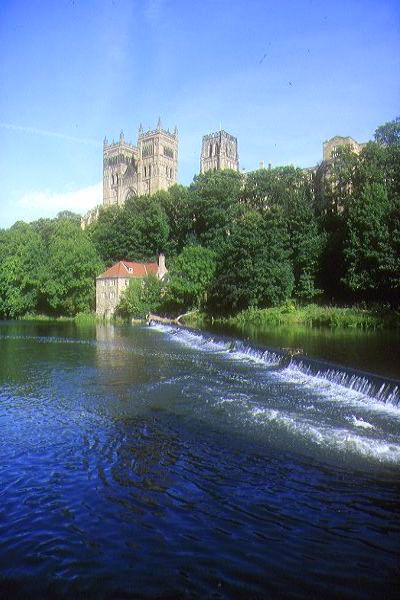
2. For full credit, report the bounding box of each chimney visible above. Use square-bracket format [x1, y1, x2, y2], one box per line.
[157, 253, 167, 279]
[259, 160, 265, 169]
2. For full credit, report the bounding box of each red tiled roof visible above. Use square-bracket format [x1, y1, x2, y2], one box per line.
[97, 260, 158, 279]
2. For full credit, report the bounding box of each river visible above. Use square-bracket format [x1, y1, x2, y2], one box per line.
[0, 320, 399, 598]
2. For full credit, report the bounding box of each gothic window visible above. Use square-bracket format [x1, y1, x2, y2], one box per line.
[209, 144, 212, 157]
[149, 165, 152, 177]
[144, 166, 147, 177]
[166, 166, 168, 176]
[170, 168, 173, 178]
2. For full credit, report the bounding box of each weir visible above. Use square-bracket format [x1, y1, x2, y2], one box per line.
[149, 322, 400, 407]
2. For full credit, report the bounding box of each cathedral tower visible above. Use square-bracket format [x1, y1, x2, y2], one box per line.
[103, 131, 138, 207]
[200, 130, 239, 174]
[137, 119, 178, 195]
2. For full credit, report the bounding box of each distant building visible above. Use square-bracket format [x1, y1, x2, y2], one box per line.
[200, 130, 239, 174]
[96, 255, 167, 318]
[314, 135, 366, 214]
[82, 119, 178, 228]
[103, 121, 178, 207]
[322, 136, 366, 161]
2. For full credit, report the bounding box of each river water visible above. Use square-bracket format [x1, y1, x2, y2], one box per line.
[0, 320, 399, 598]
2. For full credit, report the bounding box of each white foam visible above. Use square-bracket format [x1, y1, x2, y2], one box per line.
[349, 416, 375, 430]
[273, 365, 400, 418]
[250, 407, 400, 464]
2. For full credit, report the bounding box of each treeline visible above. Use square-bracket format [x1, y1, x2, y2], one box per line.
[0, 118, 399, 320]
[91, 117, 400, 317]
[0, 213, 103, 318]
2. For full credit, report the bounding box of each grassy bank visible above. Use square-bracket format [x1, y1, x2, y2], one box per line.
[20, 312, 99, 324]
[216, 304, 400, 331]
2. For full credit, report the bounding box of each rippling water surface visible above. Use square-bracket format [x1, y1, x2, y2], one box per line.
[0, 320, 399, 599]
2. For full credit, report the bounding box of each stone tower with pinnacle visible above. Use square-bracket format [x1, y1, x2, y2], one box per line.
[200, 129, 239, 174]
[137, 118, 178, 196]
[102, 119, 178, 208]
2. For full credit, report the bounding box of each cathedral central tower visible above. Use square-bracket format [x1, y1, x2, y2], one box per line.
[200, 130, 239, 173]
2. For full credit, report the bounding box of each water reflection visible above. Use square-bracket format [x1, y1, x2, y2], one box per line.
[210, 322, 400, 379]
[0, 320, 399, 598]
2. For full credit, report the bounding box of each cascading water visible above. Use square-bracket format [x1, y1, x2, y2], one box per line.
[149, 321, 400, 407]
[0, 319, 399, 598]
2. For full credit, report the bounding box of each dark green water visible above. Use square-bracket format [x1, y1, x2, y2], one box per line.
[207, 321, 400, 379]
[0, 320, 399, 598]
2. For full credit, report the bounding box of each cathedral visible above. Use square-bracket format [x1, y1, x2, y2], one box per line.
[81, 121, 240, 228]
[103, 119, 178, 207]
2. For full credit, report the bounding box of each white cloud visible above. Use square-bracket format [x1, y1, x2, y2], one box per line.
[18, 182, 102, 218]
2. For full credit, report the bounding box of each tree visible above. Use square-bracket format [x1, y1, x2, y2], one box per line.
[210, 209, 294, 312]
[122, 195, 169, 260]
[89, 205, 127, 264]
[374, 117, 400, 146]
[118, 275, 163, 319]
[190, 170, 242, 251]
[165, 245, 217, 311]
[43, 220, 103, 315]
[286, 188, 324, 302]
[156, 185, 194, 256]
[342, 183, 391, 298]
[0, 222, 45, 318]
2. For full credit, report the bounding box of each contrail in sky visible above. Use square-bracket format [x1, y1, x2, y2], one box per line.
[0, 122, 101, 146]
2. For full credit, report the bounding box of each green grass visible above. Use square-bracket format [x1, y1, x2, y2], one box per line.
[217, 303, 400, 331]
[20, 313, 73, 322]
[20, 312, 99, 324]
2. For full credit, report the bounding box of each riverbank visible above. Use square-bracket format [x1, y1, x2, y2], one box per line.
[18, 303, 400, 332]
[183, 304, 400, 331]
[20, 312, 100, 325]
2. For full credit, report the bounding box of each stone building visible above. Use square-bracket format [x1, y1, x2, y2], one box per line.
[103, 119, 178, 206]
[314, 135, 366, 214]
[82, 119, 178, 228]
[200, 130, 239, 174]
[322, 136, 365, 161]
[96, 254, 167, 318]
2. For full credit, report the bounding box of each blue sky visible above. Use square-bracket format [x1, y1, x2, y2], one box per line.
[0, 0, 399, 227]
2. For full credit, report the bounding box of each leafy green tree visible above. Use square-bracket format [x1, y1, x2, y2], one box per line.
[122, 195, 169, 260]
[190, 170, 242, 251]
[242, 166, 322, 301]
[210, 209, 294, 312]
[156, 185, 194, 256]
[286, 190, 324, 302]
[342, 183, 391, 298]
[89, 205, 127, 264]
[118, 275, 163, 319]
[374, 117, 400, 146]
[0, 222, 45, 318]
[166, 245, 217, 310]
[56, 210, 82, 226]
[43, 220, 103, 315]
[385, 196, 400, 304]
[242, 166, 310, 213]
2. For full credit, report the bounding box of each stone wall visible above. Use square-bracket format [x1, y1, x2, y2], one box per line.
[96, 277, 130, 317]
